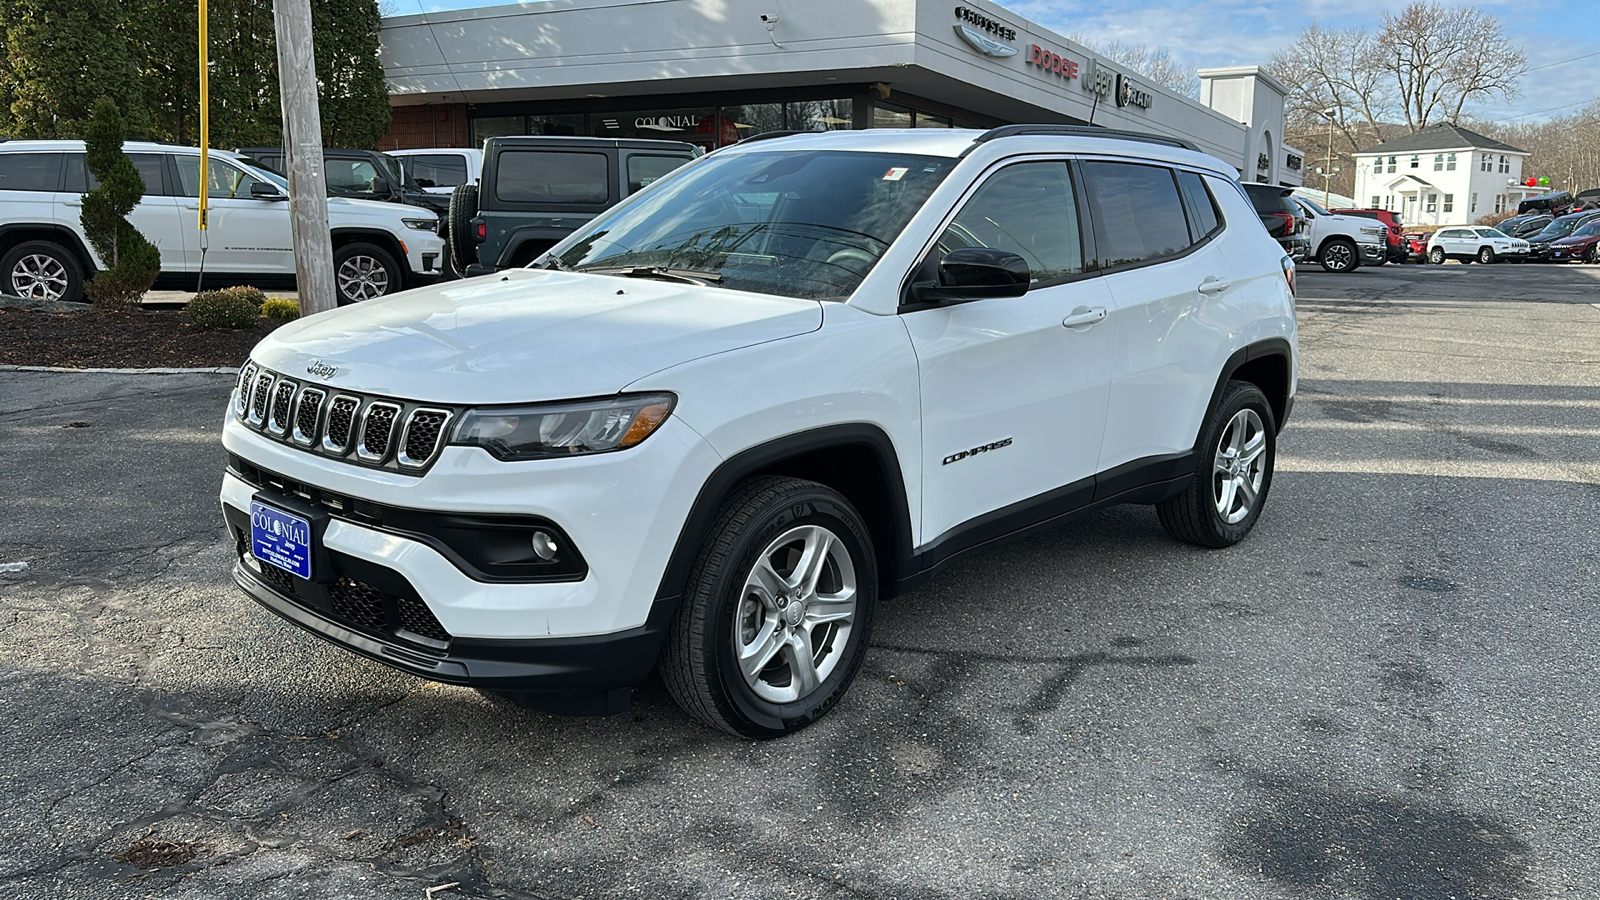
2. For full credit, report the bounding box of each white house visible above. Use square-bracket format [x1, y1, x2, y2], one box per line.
[1352, 123, 1536, 227]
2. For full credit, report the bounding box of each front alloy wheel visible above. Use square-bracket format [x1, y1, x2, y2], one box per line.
[662, 476, 877, 738]
[1428, 247, 1446, 265]
[333, 242, 401, 305]
[1479, 246, 1496, 264]
[1319, 239, 1358, 273]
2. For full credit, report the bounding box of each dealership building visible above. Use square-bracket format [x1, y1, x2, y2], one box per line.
[377, 0, 1304, 185]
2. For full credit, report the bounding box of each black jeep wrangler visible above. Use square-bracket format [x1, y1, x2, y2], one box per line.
[451, 136, 698, 277]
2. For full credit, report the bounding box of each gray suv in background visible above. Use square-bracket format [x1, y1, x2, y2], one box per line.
[450, 136, 698, 276]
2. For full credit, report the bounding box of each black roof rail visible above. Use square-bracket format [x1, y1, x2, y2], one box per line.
[964, 124, 1199, 156]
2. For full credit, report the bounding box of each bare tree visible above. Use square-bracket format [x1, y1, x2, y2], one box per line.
[1069, 34, 1198, 99]
[1376, 2, 1527, 130]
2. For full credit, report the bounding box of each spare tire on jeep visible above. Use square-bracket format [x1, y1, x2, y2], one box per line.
[448, 184, 479, 272]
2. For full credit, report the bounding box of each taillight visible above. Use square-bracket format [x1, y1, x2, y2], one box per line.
[1281, 255, 1296, 297]
[1273, 212, 1296, 235]
[475, 221, 487, 240]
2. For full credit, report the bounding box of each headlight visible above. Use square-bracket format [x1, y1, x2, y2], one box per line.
[402, 217, 437, 231]
[451, 393, 676, 461]
[1360, 226, 1385, 236]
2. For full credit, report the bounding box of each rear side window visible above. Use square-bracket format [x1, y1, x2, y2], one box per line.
[496, 151, 608, 204]
[63, 153, 168, 195]
[1242, 184, 1293, 216]
[1082, 161, 1193, 267]
[0, 153, 63, 192]
[405, 154, 469, 189]
[938, 161, 1084, 281]
[1176, 170, 1221, 239]
[626, 154, 689, 195]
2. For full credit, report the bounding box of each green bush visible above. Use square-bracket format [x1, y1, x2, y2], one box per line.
[81, 98, 159, 312]
[206, 285, 267, 307]
[260, 298, 301, 321]
[186, 289, 261, 330]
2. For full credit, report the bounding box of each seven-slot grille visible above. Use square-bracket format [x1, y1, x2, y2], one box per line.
[234, 366, 455, 474]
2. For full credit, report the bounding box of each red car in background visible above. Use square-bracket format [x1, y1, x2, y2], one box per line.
[1548, 219, 1600, 263]
[1331, 208, 1407, 262]
[1401, 233, 1429, 262]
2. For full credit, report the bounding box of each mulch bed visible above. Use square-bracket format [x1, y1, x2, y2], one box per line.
[0, 308, 282, 369]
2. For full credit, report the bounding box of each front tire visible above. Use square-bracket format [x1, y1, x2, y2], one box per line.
[1157, 381, 1277, 548]
[661, 477, 877, 739]
[333, 242, 401, 305]
[1428, 247, 1446, 265]
[1478, 246, 1496, 264]
[2, 240, 85, 304]
[1318, 238, 1359, 273]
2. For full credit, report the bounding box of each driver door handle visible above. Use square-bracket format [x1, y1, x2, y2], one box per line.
[1198, 276, 1232, 294]
[1061, 306, 1108, 328]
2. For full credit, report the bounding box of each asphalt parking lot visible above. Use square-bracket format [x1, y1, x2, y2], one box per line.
[4, 261, 1600, 899]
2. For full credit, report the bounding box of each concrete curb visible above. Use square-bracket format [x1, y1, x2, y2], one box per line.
[0, 364, 238, 375]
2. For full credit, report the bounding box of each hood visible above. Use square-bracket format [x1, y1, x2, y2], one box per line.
[1551, 232, 1599, 246]
[250, 269, 824, 404]
[326, 196, 438, 218]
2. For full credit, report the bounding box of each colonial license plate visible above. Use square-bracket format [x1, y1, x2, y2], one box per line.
[250, 500, 313, 580]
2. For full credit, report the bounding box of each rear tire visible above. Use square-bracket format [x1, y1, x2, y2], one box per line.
[661, 476, 876, 739]
[1157, 381, 1277, 549]
[1, 240, 85, 304]
[448, 184, 479, 269]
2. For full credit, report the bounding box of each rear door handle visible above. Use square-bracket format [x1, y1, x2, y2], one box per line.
[1062, 306, 1108, 328]
[1198, 276, 1232, 294]
[63, 200, 82, 208]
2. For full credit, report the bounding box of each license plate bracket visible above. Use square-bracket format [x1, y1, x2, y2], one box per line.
[250, 500, 315, 581]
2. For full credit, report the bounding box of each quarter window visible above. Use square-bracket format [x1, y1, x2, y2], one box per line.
[0, 153, 63, 192]
[1176, 170, 1221, 239]
[496, 151, 609, 204]
[626, 155, 690, 195]
[937, 162, 1083, 281]
[1081, 161, 1193, 267]
[404, 154, 469, 189]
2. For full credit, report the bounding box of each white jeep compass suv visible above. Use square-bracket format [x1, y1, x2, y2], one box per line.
[220, 127, 1297, 738]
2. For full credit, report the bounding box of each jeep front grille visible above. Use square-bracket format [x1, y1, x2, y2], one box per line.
[235, 366, 457, 475]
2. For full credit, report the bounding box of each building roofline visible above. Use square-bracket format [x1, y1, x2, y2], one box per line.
[1196, 65, 1290, 98]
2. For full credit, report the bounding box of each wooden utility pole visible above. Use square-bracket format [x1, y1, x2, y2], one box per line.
[273, 0, 336, 315]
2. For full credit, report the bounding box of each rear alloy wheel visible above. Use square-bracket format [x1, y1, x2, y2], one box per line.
[1428, 247, 1446, 265]
[661, 476, 876, 739]
[333, 242, 401, 305]
[1157, 381, 1277, 548]
[1318, 238, 1358, 273]
[1, 240, 85, 304]
[1478, 246, 1496, 264]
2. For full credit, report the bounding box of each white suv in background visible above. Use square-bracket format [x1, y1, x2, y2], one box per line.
[220, 127, 1298, 738]
[1426, 226, 1530, 264]
[0, 141, 445, 305]
[388, 148, 484, 195]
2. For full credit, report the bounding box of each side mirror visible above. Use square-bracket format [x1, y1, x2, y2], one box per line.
[908, 248, 1030, 307]
[250, 181, 288, 201]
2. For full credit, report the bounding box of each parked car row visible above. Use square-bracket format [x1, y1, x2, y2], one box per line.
[0, 141, 445, 305]
[1239, 184, 1385, 273]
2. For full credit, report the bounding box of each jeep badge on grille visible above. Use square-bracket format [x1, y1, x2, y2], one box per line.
[306, 360, 338, 379]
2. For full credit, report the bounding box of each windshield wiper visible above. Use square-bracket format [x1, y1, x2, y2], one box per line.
[532, 253, 571, 271]
[580, 265, 724, 287]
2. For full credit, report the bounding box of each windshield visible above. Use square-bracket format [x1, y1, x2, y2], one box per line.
[554, 150, 956, 301]
[1572, 221, 1600, 238]
[1544, 218, 1585, 238]
[1299, 197, 1332, 216]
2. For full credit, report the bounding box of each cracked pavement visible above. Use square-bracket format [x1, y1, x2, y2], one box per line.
[3, 262, 1600, 898]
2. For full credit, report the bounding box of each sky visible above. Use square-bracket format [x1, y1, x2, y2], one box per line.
[385, 0, 1599, 125]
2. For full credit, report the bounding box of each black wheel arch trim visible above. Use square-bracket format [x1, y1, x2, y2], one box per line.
[0, 224, 97, 274]
[1200, 338, 1294, 441]
[330, 228, 410, 274]
[653, 423, 916, 605]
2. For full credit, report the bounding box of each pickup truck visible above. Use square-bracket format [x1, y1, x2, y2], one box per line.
[1290, 196, 1387, 272]
[451, 136, 699, 276]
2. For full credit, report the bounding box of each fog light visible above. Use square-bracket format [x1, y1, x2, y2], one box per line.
[530, 531, 559, 561]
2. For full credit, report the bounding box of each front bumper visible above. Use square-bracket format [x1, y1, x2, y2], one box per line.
[1548, 245, 1586, 261]
[1358, 242, 1386, 265]
[228, 542, 673, 706]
